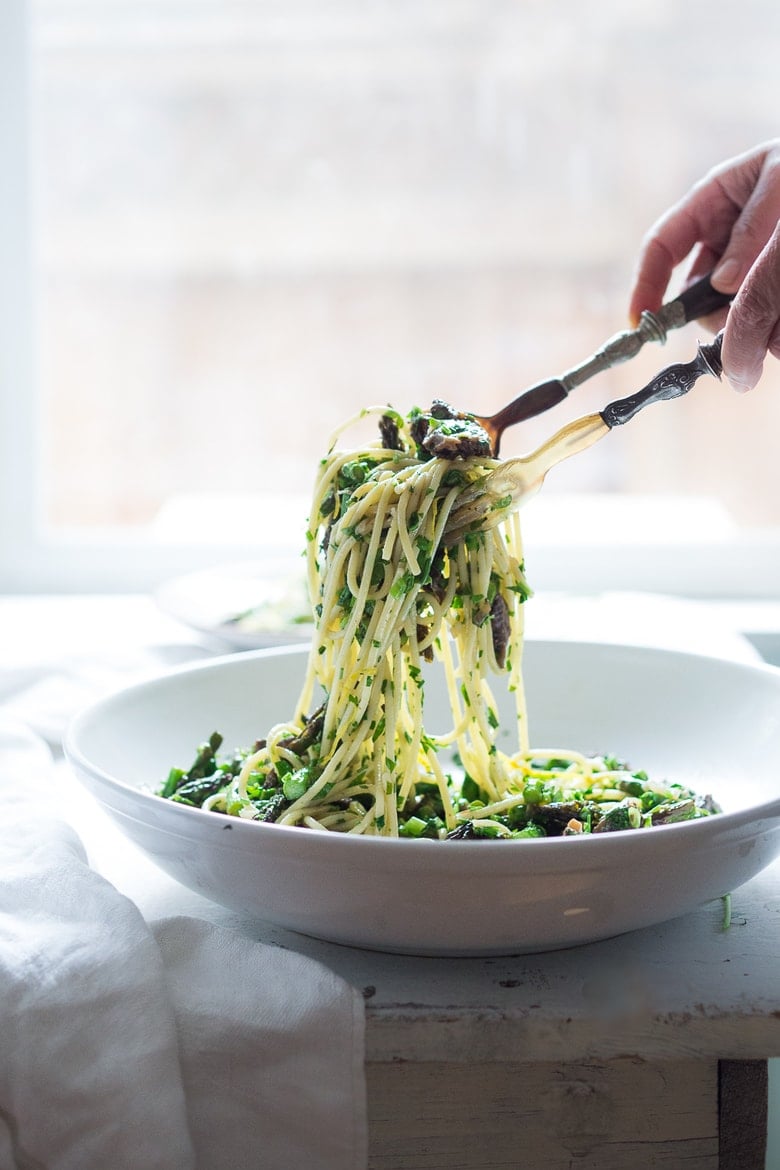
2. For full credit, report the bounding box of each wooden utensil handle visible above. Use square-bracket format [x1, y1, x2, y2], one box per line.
[674, 275, 733, 323]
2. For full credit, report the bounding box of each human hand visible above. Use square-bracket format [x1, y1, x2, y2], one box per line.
[629, 140, 780, 393]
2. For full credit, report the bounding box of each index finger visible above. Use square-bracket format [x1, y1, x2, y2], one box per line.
[628, 170, 748, 325]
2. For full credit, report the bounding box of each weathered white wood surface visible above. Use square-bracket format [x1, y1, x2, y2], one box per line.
[366, 1058, 720, 1169]
[231, 859, 780, 1066]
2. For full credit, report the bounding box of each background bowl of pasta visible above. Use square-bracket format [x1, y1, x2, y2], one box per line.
[65, 640, 780, 956]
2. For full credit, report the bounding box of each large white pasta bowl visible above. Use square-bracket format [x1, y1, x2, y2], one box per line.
[64, 640, 780, 955]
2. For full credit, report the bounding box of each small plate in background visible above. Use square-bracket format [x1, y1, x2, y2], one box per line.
[155, 560, 313, 649]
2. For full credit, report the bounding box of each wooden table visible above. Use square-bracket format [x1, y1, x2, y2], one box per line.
[82, 785, 778, 1170]
[240, 860, 779, 1170]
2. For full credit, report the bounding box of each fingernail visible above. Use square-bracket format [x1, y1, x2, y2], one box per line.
[712, 258, 740, 289]
[728, 378, 752, 394]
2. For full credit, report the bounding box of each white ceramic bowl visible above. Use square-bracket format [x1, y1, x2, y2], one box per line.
[64, 641, 780, 956]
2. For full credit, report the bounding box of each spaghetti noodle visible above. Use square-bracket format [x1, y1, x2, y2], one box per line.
[160, 404, 720, 837]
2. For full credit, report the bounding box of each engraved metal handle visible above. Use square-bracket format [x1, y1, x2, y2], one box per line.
[559, 277, 730, 394]
[600, 332, 724, 428]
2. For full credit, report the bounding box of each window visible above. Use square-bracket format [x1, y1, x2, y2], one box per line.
[3, 0, 780, 595]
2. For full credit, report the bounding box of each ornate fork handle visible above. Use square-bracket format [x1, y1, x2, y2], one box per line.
[601, 332, 724, 428]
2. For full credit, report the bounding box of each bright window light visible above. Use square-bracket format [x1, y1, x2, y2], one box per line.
[3, 0, 780, 594]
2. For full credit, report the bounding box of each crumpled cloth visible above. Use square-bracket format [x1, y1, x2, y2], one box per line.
[0, 720, 367, 1170]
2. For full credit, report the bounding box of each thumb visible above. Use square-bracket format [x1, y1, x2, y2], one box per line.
[712, 156, 780, 294]
[721, 228, 780, 392]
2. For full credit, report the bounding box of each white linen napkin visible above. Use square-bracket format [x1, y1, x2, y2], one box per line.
[154, 918, 366, 1170]
[0, 719, 367, 1170]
